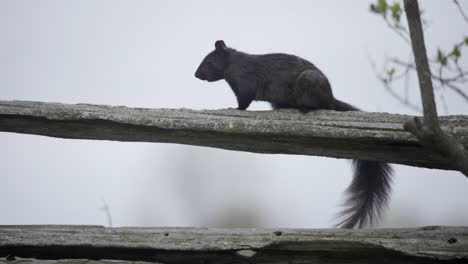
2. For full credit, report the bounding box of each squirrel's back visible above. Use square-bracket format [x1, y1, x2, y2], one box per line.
[224, 51, 332, 109]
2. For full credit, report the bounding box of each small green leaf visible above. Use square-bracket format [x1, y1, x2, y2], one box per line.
[379, 0, 388, 10]
[465, 37, 468, 45]
[370, 0, 388, 15]
[437, 48, 443, 61]
[437, 48, 447, 66]
[388, 68, 396, 76]
[390, 3, 402, 22]
[452, 46, 461, 59]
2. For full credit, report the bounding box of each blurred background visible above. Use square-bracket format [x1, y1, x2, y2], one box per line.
[1, 0, 467, 228]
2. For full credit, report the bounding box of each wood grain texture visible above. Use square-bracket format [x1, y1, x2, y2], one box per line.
[0, 225, 466, 264]
[0, 259, 162, 264]
[1, 100, 468, 170]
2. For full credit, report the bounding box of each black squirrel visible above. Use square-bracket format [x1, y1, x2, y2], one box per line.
[195, 40, 393, 228]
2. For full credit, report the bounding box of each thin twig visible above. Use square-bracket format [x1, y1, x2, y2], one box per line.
[445, 82, 468, 102]
[453, 0, 468, 23]
[367, 51, 421, 111]
[387, 57, 468, 104]
[383, 17, 411, 44]
[382, 81, 422, 112]
[100, 197, 113, 227]
[439, 91, 449, 115]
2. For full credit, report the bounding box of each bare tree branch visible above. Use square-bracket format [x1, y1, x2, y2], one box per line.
[366, 53, 422, 111]
[453, 0, 468, 23]
[403, 0, 468, 177]
[383, 16, 411, 44]
[382, 81, 422, 112]
[388, 57, 468, 103]
[445, 82, 468, 102]
[370, 1, 468, 110]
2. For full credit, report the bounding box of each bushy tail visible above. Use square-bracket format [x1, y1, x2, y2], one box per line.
[337, 161, 393, 228]
[333, 98, 394, 229]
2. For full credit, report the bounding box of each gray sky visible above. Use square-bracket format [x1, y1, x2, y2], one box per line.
[1, 0, 468, 228]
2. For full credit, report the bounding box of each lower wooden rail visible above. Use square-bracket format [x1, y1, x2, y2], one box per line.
[0, 225, 466, 263]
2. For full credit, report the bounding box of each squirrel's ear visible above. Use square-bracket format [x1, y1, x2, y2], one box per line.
[215, 40, 226, 51]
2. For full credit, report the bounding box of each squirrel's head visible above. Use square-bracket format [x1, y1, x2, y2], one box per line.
[195, 40, 230, 82]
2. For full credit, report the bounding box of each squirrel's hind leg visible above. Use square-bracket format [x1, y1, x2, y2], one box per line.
[294, 70, 335, 110]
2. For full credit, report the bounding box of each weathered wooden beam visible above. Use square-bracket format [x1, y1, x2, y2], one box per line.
[0, 260, 159, 264]
[1, 100, 468, 170]
[0, 225, 466, 264]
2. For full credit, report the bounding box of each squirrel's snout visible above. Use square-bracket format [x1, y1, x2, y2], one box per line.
[195, 70, 206, 80]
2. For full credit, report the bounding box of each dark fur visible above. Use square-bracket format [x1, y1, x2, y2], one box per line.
[195, 40, 393, 228]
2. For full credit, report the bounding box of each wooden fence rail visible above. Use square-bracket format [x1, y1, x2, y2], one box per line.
[0, 225, 467, 264]
[2, 100, 468, 170]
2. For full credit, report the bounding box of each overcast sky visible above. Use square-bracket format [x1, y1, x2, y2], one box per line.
[1, 0, 468, 228]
